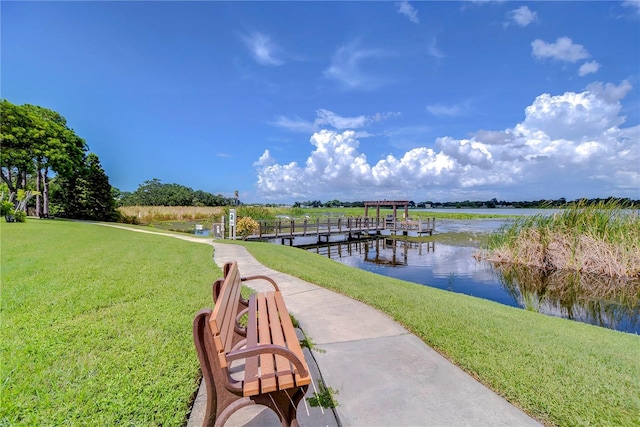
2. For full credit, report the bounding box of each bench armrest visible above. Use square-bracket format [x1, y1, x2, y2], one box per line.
[226, 344, 309, 378]
[241, 275, 280, 291]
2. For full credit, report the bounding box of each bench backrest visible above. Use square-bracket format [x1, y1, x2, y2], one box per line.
[208, 261, 242, 369]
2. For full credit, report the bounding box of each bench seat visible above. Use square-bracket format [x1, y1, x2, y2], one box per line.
[194, 261, 310, 427]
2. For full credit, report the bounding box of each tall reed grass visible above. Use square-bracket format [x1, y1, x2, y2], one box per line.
[483, 200, 640, 278]
[117, 206, 223, 223]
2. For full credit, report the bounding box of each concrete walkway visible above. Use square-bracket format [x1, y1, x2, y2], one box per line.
[204, 242, 540, 427]
[96, 226, 541, 426]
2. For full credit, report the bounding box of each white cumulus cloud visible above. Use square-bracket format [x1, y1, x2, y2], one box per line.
[579, 60, 601, 76]
[255, 81, 638, 201]
[531, 37, 590, 62]
[578, 61, 600, 76]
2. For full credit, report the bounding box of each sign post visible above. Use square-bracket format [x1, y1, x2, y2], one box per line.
[229, 209, 236, 240]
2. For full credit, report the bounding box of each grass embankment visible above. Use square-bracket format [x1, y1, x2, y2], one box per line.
[484, 201, 640, 278]
[1, 221, 219, 425]
[232, 240, 640, 427]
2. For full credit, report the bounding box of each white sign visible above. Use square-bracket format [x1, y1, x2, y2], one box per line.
[229, 209, 236, 226]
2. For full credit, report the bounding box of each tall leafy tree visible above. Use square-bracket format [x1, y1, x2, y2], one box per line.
[1, 100, 87, 215]
[0, 100, 34, 194]
[50, 153, 118, 221]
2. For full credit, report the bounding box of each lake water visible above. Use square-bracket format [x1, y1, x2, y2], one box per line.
[299, 217, 639, 335]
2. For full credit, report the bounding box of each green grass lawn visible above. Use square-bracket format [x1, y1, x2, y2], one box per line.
[1, 220, 219, 425]
[232, 240, 640, 427]
[3, 220, 639, 426]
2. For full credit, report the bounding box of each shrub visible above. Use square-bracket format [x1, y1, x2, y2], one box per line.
[13, 210, 26, 222]
[117, 214, 140, 225]
[1, 201, 14, 216]
[236, 216, 259, 240]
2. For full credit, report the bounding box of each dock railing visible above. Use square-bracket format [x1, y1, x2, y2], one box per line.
[246, 216, 435, 240]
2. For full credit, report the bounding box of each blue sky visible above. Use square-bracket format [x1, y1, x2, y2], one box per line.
[2, 1, 639, 204]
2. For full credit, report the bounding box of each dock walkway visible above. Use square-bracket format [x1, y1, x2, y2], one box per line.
[247, 217, 435, 243]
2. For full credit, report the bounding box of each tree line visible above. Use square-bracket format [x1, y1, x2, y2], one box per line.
[1, 100, 118, 221]
[117, 178, 237, 207]
[292, 197, 639, 209]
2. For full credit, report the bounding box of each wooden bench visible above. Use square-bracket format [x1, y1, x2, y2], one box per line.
[193, 261, 311, 427]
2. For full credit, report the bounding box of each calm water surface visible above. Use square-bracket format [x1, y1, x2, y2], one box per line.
[303, 225, 640, 334]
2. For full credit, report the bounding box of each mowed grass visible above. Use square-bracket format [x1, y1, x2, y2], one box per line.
[232, 240, 640, 427]
[1, 220, 219, 425]
[3, 220, 640, 426]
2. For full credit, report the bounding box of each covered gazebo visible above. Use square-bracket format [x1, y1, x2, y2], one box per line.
[364, 200, 409, 223]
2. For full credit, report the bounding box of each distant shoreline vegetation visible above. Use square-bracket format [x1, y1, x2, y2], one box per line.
[116, 180, 639, 210]
[290, 197, 640, 210]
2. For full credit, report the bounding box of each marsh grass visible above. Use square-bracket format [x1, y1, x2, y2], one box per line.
[118, 205, 223, 223]
[1, 221, 218, 425]
[484, 200, 640, 278]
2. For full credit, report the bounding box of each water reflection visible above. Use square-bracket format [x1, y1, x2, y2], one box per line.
[307, 237, 640, 334]
[494, 264, 640, 333]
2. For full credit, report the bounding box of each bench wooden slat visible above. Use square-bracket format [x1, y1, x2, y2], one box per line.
[274, 291, 311, 387]
[194, 261, 311, 426]
[243, 296, 260, 397]
[257, 293, 277, 394]
[209, 263, 243, 368]
[265, 292, 295, 390]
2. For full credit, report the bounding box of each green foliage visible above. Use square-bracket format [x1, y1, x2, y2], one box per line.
[12, 210, 26, 222]
[1, 221, 218, 424]
[236, 216, 259, 240]
[119, 178, 233, 207]
[307, 380, 339, 409]
[1, 200, 14, 216]
[224, 205, 275, 221]
[1, 100, 87, 191]
[1, 99, 89, 218]
[117, 214, 140, 225]
[50, 153, 119, 221]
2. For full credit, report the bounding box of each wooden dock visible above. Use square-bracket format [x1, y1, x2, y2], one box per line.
[245, 216, 435, 244]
